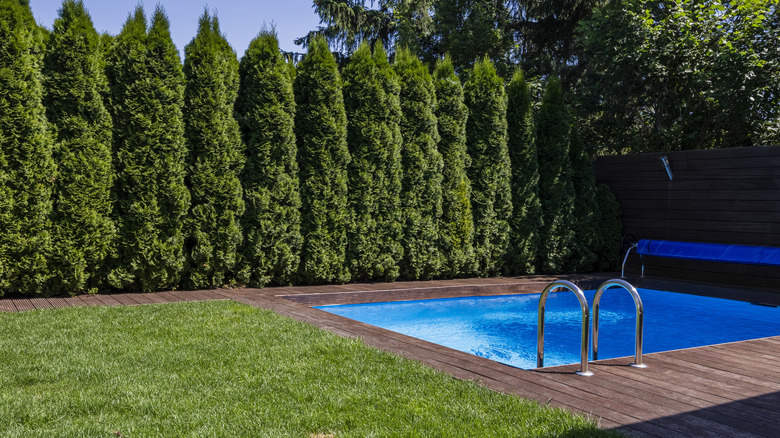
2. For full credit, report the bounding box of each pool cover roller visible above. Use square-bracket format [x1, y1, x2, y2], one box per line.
[636, 239, 780, 266]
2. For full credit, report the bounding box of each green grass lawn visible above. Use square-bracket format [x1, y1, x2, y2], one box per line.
[0, 300, 619, 437]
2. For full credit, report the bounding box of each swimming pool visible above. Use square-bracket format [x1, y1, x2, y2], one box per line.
[315, 288, 780, 369]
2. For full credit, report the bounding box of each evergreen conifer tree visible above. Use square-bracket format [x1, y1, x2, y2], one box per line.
[433, 56, 475, 278]
[105, 6, 190, 292]
[342, 42, 403, 282]
[505, 69, 543, 275]
[182, 10, 244, 289]
[536, 77, 575, 273]
[463, 57, 512, 276]
[566, 125, 600, 273]
[0, 0, 55, 296]
[235, 30, 301, 287]
[43, 0, 115, 295]
[294, 36, 351, 284]
[595, 183, 623, 270]
[394, 48, 443, 280]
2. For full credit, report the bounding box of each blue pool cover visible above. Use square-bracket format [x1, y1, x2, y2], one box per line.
[637, 239, 780, 266]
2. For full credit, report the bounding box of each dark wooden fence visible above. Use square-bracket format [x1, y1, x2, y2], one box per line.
[595, 146, 780, 290]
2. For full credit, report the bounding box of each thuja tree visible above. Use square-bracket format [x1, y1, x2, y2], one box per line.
[433, 56, 475, 278]
[294, 36, 351, 284]
[463, 57, 512, 277]
[236, 31, 301, 287]
[565, 125, 600, 273]
[394, 47, 443, 280]
[43, 0, 115, 295]
[182, 11, 245, 289]
[536, 77, 575, 274]
[505, 69, 543, 275]
[106, 6, 190, 292]
[342, 42, 403, 282]
[0, 0, 55, 296]
[595, 183, 623, 270]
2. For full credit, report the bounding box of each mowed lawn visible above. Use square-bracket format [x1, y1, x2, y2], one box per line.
[0, 300, 619, 437]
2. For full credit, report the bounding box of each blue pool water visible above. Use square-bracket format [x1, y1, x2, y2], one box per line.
[315, 289, 780, 369]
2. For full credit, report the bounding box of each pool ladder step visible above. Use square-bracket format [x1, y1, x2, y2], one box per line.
[536, 279, 646, 376]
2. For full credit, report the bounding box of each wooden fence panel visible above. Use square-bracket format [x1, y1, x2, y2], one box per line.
[595, 146, 780, 291]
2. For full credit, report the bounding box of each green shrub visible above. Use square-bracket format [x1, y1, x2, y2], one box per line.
[433, 56, 476, 278]
[395, 47, 444, 280]
[294, 36, 351, 284]
[0, 0, 55, 296]
[536, 77, 575, 274]
[342, 42, 403, 282]
[463, 57, 512, 277]
[105, 6, 190, 292]
[182, 11, 245, 289]
[43, 0, 115, 295]
[595, 183, 623, 271]
[505, 69, 543, 275]
[566, 125, 600, 273]
[235, 30, 301, 287]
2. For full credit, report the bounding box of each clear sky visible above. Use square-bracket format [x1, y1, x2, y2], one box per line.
[29, 0, 323, 57]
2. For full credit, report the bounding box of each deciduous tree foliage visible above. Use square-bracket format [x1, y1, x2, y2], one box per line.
[395, 47, 444, 280]
[343, 42, 403, 281]
[464, 57, 512, 276]
[505, 69, 543, 275]
[182, 11, 244, 289]
[236, 31, 301, 287]
[0, 0, 55, 296]
[536, 78, 575, 274]
[433, 56, 476, 278]
[577, 0, 780, 153]
[105, 6, 190, 292]
[43, 0, 115, 295]
[294, 36, 351, 284]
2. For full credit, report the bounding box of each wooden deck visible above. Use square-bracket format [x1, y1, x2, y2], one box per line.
[2, 275, 780, 437]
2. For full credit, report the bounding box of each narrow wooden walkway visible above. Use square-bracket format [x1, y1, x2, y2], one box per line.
[2, 276, 779, 437]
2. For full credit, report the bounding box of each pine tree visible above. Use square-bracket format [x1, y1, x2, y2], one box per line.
[342, 41, 403, 282]
[566, 125, 600, 273]
[235, 30, 301, 287]
[536, 77, 575, 274]
[505, 69, 543, 275]
[294, 36, 351, 284]
[463, 57, 512, 276]
[105, 6, 190, 292]
[0, 0, 55, 296]
[43, 0, 115, 295]
[394, 47, 443, 280]
[182, 10, 244, 289]
[433, 56, 475, 278]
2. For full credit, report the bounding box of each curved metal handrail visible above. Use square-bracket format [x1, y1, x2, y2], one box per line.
[593, 279, 647, 368]
[537, 280, 593, 376]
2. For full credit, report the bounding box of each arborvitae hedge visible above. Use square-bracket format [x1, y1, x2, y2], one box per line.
[343, 42, 403, 282]
[182, 11, 244, 289]
[566, 125, 600, 273]
[463, 57, 512, 277]
[43, 0, 115, 295]
[433, 57, 476, 278]
[106, 6, 190, 292]
[595, 183, 623, 271]
[505, 69, 543, 275]
[294, 36, 351, 284]
[536, 77, 575, 274]
[236, 31, 301, 287]
[0, 0, 55, 296]
[395, 47, 444, 280]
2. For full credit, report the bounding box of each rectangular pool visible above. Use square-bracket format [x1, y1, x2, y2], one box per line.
[315, 288, 780, 369]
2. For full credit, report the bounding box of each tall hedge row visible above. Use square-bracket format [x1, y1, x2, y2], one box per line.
[43, 0, 115, 295]
[235, 31, 302, 287]
[0, 5, 621, 296]
[182, 11, 244, 289]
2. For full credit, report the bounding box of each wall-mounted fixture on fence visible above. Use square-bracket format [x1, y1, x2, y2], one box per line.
[660, 155, 673, 180]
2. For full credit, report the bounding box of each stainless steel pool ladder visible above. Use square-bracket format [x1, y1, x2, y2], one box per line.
[537, 280, 593, 376]
[593, 279, 647, 368]
[621, 243, 645, 278]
